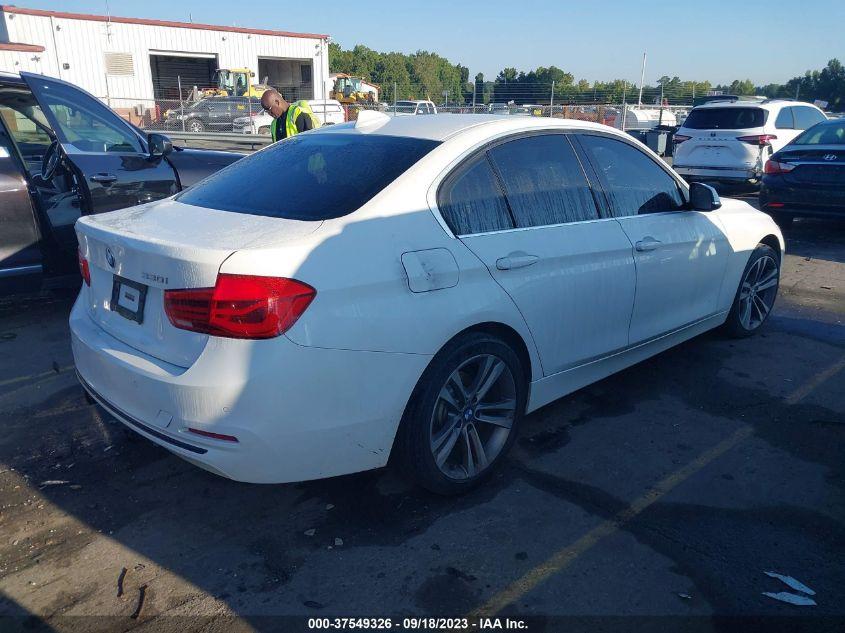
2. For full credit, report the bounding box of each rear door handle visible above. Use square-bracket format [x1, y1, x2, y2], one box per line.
[496, 253, 539, 270]
[90, 173, 118, 184]
[635, 237, 662, 252]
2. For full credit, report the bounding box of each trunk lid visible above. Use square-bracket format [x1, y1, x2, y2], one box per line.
[76, 198, 322, 368]
[676, 128, 761, 169]
[775, 145, 845, 187]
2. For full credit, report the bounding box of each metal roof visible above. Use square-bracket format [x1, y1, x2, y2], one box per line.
[0, 5, 328, 40]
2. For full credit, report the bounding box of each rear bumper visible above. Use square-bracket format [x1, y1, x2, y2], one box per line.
[70, 295, 431, 483]
[760, 181, 845, 218]
[674, 165, 760, 184]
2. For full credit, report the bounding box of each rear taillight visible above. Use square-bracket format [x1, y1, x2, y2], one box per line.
[764, 160, 795, 175]
[164, 274, 316, 339]
[78, 249, 90, 286]
[673, 134, 691, 144]
[737, 134, 778, 146]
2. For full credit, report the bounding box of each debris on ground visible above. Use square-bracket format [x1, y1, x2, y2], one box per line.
[130, 585, 147, 619]
[764, 571, 816, 596]
[303, 600, 325, 609]
[39, 480, 70, 487]
[334, 538, 343, 546]
[304, 529, 316, 537]
[677, 593, 692, 600]
[117, 567, 128, 598]
[762, 591, 817, 606]
[326, 504, 335, 510]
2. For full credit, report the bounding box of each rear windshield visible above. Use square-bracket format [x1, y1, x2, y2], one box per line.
[682, 107, 767, 130]
[177, 133, 440, 220]
[792, 121, 845, 145]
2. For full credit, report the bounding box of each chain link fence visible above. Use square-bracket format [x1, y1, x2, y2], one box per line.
[102, 80, 696, 149]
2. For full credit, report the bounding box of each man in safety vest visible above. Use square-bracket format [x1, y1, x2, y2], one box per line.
[260, 89, 321, 142]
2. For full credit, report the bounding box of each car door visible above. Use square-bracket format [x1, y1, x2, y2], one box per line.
[207, 99, 233, 130]
[442, 132, 637, 376]
[22, 72, 178, 226]
[0, 119, 43, 289]
[576, 133, 730, 344]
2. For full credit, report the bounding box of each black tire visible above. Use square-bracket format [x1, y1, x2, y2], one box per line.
[394, 331, 527, 495]
[187, 119, 205, 133]
[722, 244, 780, 338]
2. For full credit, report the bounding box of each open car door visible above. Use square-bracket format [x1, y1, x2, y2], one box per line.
[20, 73, 178, 234]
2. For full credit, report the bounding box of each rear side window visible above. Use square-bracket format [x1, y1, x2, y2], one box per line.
[488, 134, 598, 227]
[438, 156, 513, 235]
[579, 134, 685, 216]
[775, 108, 794, 129]
[177, 133, 440, 220]
[792, 106, 827, 130]
[682, 107, 767, 130]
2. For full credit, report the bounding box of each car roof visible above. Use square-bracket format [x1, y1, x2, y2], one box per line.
[318, 113, 618, 142]
[694, 99, 819, 111]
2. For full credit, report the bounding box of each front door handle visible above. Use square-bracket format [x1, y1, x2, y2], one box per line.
[635, 237, 662, 252]
[496, 252, 539, 270]
[90, 173, 118, 184]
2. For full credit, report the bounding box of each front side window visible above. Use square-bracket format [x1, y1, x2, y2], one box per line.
[488, 134, 598, 227]
[438, 155, 513, 235]
[25, 77, 142, 154]
[579, 134, 685, 216]
[792, 106, 827, 130]
[178, 133, 440, 220]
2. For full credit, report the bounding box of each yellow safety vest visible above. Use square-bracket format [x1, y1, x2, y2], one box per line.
[271, 100, 321, 142]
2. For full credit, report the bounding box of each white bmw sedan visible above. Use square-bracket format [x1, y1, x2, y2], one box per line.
[71, 113, 784, 494]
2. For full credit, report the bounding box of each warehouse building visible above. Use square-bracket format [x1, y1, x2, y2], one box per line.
[0, 5, 329, 122]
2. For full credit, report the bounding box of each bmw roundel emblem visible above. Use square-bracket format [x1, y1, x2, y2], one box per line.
[106, 248, 116, 268]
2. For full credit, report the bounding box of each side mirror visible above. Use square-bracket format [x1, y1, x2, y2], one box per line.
[689, 181, 721, 211]
[148, 133, 173, 159]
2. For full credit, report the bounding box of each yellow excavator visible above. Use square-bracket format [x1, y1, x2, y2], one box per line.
[201, 68, 270, 99]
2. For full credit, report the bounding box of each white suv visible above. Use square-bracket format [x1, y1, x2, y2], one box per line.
[673, 99, 827, 187]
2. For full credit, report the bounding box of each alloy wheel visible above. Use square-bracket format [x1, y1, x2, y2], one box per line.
[739, 255, 779, 330]
[429, 354, 517, 480]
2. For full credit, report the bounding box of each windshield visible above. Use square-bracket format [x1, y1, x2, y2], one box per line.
[682, 107, 767, 130]
[792, 121, 845, 145]
[177, 133, 441, 220]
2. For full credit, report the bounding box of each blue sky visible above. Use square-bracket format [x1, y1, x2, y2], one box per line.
[19, 0, 845, 84]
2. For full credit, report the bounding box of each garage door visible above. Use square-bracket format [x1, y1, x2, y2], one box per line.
[150, 53, 217, 101]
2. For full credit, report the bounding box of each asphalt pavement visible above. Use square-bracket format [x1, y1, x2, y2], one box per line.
[0, 212, 842, 632]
